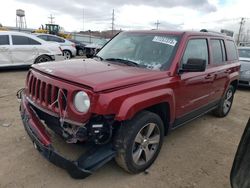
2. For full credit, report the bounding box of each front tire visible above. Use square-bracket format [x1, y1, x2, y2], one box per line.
[78, 49, 84, 56]
[114, 111, 164, 173]
[213, 85, 235, 117]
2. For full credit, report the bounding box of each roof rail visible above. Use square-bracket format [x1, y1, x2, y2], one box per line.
[200, 29, 225, 35]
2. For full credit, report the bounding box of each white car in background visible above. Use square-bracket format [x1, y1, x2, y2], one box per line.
[35, 33, 77, 59]
[0, 31, 63, 68]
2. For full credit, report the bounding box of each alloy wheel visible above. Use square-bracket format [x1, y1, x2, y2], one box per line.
[132, 123, 160, 166]
[63, 51, 71, 59]
[223, 89, 233, 114]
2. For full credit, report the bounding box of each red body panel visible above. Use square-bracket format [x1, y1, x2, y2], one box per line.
[24, 30, 240, 129]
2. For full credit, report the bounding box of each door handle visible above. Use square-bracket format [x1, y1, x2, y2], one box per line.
[205, 74, 214, 79]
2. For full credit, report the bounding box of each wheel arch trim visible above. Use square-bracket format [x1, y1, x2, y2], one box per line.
[115, 88, 175, 124]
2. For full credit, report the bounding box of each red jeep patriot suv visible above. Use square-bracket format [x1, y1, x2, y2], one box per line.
[19, 30, 240, 178]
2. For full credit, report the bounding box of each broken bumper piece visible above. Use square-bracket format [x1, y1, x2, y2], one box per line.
[20, 93, 116, 179]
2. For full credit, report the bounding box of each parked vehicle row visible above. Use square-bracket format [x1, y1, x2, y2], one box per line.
[0, 31, 63, 68]
[68, 39, 86, 56]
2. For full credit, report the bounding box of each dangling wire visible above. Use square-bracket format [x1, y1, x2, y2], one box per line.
[50, 88, 68, 128]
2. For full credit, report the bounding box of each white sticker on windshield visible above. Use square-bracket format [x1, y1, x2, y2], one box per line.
[152, 36, 177, 46]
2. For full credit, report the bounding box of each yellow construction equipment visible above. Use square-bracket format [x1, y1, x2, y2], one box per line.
[0, 24, 7, 31]
[33, 24, 71, 39]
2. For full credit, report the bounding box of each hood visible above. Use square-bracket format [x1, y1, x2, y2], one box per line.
[85, 43, 103, 49]
[32, 59, 169, 92]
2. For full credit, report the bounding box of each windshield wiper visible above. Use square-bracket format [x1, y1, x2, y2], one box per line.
[104, 58, 140, 67]
[93, 55, 103, 61]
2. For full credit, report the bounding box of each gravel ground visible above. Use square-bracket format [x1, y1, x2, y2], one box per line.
[0, 69, 249, 188]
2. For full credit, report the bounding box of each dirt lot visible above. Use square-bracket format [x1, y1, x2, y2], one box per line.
[0, 69, 249, 188]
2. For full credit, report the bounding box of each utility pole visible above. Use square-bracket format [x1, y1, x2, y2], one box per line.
[155, 20, 160, 30]
[82, 8, 85, 32]
[237, 17, 245, 45]
[48, 14, 55, 24]
[111, 9, 115, 35]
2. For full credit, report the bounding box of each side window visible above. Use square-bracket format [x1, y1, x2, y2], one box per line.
[0, 35, 9, 45]
[211, 39, 226, 64]
[48, 36, 65, 43]
[226, 40, 238, 61]
[37, 35, 48, 41]
[29, 38, 41, 45]
[12, 35, 41, 45]
[182, 39, 208, 65]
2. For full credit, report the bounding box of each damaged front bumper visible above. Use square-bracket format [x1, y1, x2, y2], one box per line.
[19, 92, 116, 179]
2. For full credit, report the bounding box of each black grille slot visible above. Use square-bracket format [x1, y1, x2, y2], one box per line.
[47, 84, 52, 105]
[26, 73, 69, 113]
[62, 89, 68, 110]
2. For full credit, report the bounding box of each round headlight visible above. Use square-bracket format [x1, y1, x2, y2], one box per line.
[73, 91, 90, 113]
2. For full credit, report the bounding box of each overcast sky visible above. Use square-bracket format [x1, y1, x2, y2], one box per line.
[0, 0, 249, 33]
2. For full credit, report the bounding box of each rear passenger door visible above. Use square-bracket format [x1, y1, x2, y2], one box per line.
[209, 38, 228, 100]
[0, 35, 11, 66]
[10, 35, 41, 65]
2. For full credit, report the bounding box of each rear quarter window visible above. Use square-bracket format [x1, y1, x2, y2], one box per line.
[226, 40, 238, 61]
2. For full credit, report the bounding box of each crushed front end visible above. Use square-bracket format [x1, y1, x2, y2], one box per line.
[18, 69, 116, 179]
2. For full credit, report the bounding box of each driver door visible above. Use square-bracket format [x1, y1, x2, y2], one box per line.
[0, 34, 12, 66]
[174, 37, 216, 126]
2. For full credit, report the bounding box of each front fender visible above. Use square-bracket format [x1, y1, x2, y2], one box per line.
[115, 88, 175, 122]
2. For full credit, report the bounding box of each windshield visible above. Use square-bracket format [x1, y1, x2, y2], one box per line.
[97, 32, 180, 70]
[238, 48, 250, 58]
[97, 39, 108, 46]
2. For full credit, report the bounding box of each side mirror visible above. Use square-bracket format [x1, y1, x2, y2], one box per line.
[181, 58, 206, 72]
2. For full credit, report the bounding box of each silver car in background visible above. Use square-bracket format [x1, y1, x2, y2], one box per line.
[0, 31, 63, 68]
[35, 33, 77, 59]
[238, 47, 250, 87]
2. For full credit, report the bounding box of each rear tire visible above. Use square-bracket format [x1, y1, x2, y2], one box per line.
[86, 54, 92, 58]
[34, 55, 52, 64]
[63, 50, 72, 59]
[114, 111, 164, 173]
[213, 85, 235, 117]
